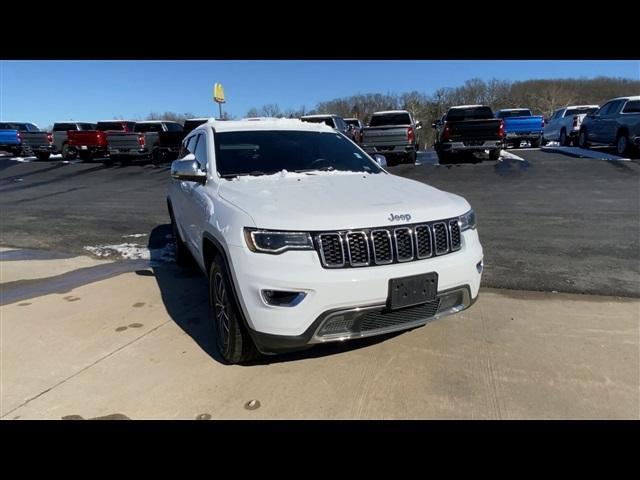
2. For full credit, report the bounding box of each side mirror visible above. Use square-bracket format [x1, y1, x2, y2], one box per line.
[415, 121, 423, 130]
[373, 154, 387, 168]
[171, 156, 206, 184]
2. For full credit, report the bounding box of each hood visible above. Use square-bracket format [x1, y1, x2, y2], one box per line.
[218, 170, 470, 231]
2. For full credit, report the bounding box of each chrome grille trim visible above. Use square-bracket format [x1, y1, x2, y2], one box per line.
[370, 229, 393, 265]
[346, 231, 370, 267]
[414, 224, 433, 259]
[448, 219, 462, 251]
[432, 222, 449, 255]
[393, 227, 414, 262]
[318, 233, 345, 268]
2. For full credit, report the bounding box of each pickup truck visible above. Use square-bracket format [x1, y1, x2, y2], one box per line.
[0, 122, 54, 161]
[107, 120, 184, 165]
[433, 105, 504, 162]
[167, 118, 482, 363]
[183, 118, 209, 134]
[344, 118, 364, 144]
[578, 96, 640, 156]
[495, 108, 545, 148]
[65, 120, 136, 161]
[543, 105, 599, 146]
[361, 110, 421, 166]
[51, 122, 97, 157]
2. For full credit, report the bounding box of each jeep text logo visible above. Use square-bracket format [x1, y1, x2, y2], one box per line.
[388, 213, 412, 222]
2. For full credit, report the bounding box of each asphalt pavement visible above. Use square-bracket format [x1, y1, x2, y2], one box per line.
[1, 149, 638, 297]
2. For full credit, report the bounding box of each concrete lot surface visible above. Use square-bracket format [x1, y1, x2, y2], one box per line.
[1, 256, 638, 420]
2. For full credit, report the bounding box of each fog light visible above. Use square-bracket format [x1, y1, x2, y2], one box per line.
[262, 290, 306, 307]
[476, 261, 483, 274]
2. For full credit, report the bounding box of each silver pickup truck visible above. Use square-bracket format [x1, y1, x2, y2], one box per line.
[107, 121, 184, 165]
[361, 110, 422, 166]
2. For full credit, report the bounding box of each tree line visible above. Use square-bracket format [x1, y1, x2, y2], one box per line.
[243, 76, 640, 147]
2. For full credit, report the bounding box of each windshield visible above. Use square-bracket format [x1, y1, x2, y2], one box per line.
[301, 117, 336, 128]
[344, 119, 360, 127]
[369, 113, 411, 126]
[496, 109, 531, 118]
[215, 130, 382, 178]
[565, 107, 599, 117]
[446, 107, 494, 121]
[184, 120, 207, 133]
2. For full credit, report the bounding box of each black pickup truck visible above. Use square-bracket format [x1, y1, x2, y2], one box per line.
[106, 121, 184, 165]
[433, 105, 504, 162]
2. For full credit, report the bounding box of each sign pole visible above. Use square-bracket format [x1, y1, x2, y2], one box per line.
[218, 102, 222, 120]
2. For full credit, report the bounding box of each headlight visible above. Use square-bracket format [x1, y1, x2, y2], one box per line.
[459, 209, 476, 231]
[244, 228, 313, 254]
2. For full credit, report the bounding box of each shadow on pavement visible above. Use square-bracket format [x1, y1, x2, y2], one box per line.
[146, 224, 410, 366]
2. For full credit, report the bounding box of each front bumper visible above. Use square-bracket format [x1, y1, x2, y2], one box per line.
[226, 229, 483, 353]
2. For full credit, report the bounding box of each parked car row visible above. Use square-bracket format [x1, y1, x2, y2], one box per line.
[0, 118, 210, 164]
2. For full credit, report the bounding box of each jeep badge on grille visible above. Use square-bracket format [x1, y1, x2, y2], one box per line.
[388, 213, 412, 222]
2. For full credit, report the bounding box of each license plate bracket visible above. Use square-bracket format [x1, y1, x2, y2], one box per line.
[387, 272, 438, 311]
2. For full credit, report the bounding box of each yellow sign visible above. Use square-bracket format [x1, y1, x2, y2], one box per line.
[214, 83, 225, 103]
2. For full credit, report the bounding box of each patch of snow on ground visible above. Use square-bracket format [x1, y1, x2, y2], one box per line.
[10, 157, 35, 163]
[122, 233, 148, 238]
[499, 150, 526, 162]
[84, 242, 175, 265]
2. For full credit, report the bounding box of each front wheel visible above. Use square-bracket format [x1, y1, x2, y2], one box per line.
[209, 255, 258, 364]
[488, 149, 501, 160]
[559, 129, 569, 146]
[616, 132, 630, 156]
[578, 130, 590, 149]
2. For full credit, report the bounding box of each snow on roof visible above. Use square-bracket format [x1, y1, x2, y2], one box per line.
[496, 108, 531, 111]
[200, 118, 335, 133]
[564, 105, 600, 109]
[449, 105, 486, 109]
[610, 95, 640, 101]
[185, 117, 209, 121]
[300, 114, 339, 119]
[371, 110, 410, 115]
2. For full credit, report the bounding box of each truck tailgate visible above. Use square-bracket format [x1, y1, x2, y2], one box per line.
[449, 119, 502, 140]
[106, 132, 141, 150]
[362, 126, 409, 146]
[504, 116, 544, 134]
[68, 131, 107, 147]
[20, 132, 50, 148]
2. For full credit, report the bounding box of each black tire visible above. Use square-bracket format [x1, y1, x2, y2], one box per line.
[578, 129, 590, 149]
[151, 148, 166, 166]
[511, 140, 521, 149]
[488, 149, 500, 160]
[209, 255, 258, 364]
[170, 213, 191, 267]
[35, 152, 50, 161]
[571, 137, 580, 147]
[559, 129, 568, 146]
[61, 143, 77, 160]
[530, 137, 541, 148]
[405, 149, 417, 164]
[616, 131, 630, 156]
[386, 154, 400, 167]
[78, 151, 92, 162]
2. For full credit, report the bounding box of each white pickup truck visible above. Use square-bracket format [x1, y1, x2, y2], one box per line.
[543, 105, 599, 146]
[167, 118, 483, 363]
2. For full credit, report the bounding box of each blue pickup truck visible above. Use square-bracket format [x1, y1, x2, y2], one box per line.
[495, 109, 545, 148]
[0, 122, 54, 160]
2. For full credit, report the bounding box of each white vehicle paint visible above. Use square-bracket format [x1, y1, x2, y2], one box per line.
[543, 105, 600, 146]
[167, 118, 483, 363]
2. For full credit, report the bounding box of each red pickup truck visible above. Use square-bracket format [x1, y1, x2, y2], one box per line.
[65, 120, 136, 161]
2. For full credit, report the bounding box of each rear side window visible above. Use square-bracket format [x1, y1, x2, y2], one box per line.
[496, 110, 531, 118]
[164, 123, 183, 132]
[135, 123, 163, 133]
[53, 123, 76, 131]
[622, 100, 640, 113]
[446, 107, 494, 121]
[565, 107, 598, 117]
[97, 122, 127, 131]
[78, 123, 96, 130]
[369, 113, 412, 126]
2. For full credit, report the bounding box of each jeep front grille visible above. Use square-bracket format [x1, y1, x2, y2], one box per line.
[314, 218, 463, 269]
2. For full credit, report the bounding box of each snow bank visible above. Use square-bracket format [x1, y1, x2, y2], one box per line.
[84, 242, 175, 265]
[541, 145, 630, 161]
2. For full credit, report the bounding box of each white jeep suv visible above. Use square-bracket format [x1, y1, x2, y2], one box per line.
[168, 118, 483, 363]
